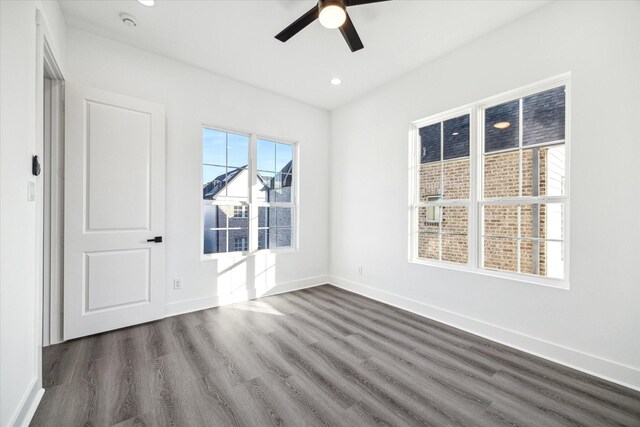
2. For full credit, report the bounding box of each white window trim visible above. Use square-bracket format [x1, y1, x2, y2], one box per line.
[201, 124, 299, 260]
[409, 73, 571, 289]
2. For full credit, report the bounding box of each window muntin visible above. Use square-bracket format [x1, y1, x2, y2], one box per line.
[411, 77, 569, 285]
[416, 113, 470, 265]
[202, 128, 296, 256]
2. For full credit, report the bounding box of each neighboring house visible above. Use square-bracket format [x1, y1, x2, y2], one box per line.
[418, 86, 565, 276]
[203, 161, 293, 253]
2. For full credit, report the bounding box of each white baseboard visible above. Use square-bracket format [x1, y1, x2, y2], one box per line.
[9, 377, 44, 427]
[164, 274, 330, 318]
[328, 275, 640, 392]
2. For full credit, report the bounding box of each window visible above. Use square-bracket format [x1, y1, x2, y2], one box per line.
[234, 237, 248, 252]
[202, 127, 296, 255]
[233, 205, 248, 218]
[411, 76, 569, 285]
[257, 139, 295, 250]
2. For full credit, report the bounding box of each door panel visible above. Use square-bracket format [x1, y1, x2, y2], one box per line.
[85, 249, 150, 312]
[86, 101, 151, 231]
[64, 84, 165, 340]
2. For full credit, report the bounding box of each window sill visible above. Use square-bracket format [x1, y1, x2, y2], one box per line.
[201, 247, 298, 261]
[409, 258, 570, 290]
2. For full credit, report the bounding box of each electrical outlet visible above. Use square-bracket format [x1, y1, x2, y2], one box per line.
[358, 267, 363, 275]
[173, 278, 183, 290]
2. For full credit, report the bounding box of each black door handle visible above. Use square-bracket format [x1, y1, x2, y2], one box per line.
[147, 236, 163, 243]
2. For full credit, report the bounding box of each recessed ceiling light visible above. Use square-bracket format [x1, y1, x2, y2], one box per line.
[493, 121, 511, 129]
[330, 77, 342, 86]
[137, 0, 155, 6]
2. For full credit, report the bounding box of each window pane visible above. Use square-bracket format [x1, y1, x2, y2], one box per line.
[203, 205, 249, 254]
[204, 229, 227, 254]
[523, 86, 565, 146]
[227, 133, 249, 167]
[258, 229, 269, 250]
[483, 205, 518, 238]
[257, 171, 275, 203]
[485, 100, 519, 153]
[257, 139, 276, 171]
[521, 148, 536, 197]
[484, 151, 519, 198]
[228, 212, 249, 229]
[441, 206, 467, 235]
[204, 204, 227, 230]
[442, 234, 468, 264]
[419, 163, 442, 201]
[228, 228, 248, 252]
[203, 128, 226, 165]
[225, 166, 248, 199]
[483, 237, 518, 273]
[258, 207, 268, 228]
[418, 233, 439, 260]
[522, 145, 565, 197]
[418, 206, 441, 234]
[544, 145, 566, 196]
[203, 166, 227, 200]
[520, 203, 564, 241]
[275, 143, 293, 171]
[268, 227, 278, 249]
[443, 115, 469, 160]
[520, 240, 564, 279]
[258, 207, 294, 250]
[274, 174, 293, 203]
[270, 207, 292, 228]
[419, 123, 440, 164]
[443, 158, 469, 200]
[276, 228, 293, 248]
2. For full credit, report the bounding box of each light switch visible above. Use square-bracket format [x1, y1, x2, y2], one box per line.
[27, 180, 36, 201]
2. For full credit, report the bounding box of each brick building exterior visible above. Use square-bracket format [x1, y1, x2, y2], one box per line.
[418, 86, 565, 277]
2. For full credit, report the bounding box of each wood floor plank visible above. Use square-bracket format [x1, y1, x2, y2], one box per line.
[33, 285, 640, 427]
[145, 354, 208, 427]
[42, 338, 83, 389]
[29, 383, 67, 427]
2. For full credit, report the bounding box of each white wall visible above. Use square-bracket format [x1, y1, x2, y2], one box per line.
[66, 28, 331, 316]
[330, 1, 640, 389]
[0, 1, 66, 426]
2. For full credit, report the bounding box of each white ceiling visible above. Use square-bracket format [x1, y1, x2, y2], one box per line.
[60, 0, 551, 110]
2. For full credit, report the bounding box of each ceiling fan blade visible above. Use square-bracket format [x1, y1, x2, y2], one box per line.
[275, 6, 320, 42]
[345, 0, 390, 6]
[339, 12, 364, 52]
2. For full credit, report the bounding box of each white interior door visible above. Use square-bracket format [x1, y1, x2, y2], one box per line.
[64, 83, 165, 340]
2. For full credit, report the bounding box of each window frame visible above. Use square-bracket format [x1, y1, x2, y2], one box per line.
[201, 124, 299, 259]
[409, 74, 571, 288]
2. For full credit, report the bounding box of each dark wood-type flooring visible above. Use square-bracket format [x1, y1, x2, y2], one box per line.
[32, 285, 640, 426]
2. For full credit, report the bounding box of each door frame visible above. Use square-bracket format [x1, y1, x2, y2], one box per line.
[36, 10, 65, 353]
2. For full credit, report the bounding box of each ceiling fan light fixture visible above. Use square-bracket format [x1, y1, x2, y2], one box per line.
[319, 2, 347, 29]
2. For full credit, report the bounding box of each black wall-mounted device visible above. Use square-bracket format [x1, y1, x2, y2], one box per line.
[32, 155, 41, 176]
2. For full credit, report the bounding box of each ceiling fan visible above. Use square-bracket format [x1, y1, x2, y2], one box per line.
[275, 0, 390, 53]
